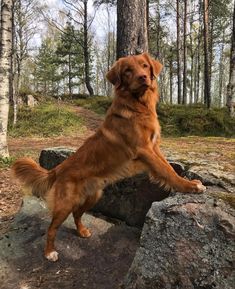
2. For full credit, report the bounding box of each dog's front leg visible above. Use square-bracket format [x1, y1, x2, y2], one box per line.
[137, 147, 206, 193]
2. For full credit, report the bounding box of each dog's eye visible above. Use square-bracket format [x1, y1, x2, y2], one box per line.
[143, 63, 148, 68]
[124, 68, 132, 74]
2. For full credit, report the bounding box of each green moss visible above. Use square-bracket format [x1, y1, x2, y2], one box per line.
[8, 102, 84, 138]
[74, 97, 235, 137]
[157, 104, 235, 137]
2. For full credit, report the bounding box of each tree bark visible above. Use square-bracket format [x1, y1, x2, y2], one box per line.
[182, 0, 187, 104]
[203, 0, 211, 108]
[195, 0, 202, 103]
[0, 0, 13, 157]
[176, 0, 182, 104]
[226, 1, 235, 117]
[117, 0, 148, 58]
[218, 29, 225, 107]
[83, 0, 94, 96]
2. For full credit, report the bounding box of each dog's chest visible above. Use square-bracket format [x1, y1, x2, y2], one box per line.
[151, 131, 158, 144]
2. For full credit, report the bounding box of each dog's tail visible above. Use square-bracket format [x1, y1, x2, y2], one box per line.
[12, 158, 56, 198]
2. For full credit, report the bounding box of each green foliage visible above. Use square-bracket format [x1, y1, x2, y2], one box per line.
[0, 156, 16, 169]
[74, 96, 235, 137]
[56, 22, 85, 94]
[34, 38, 60, 96]
[8, 102, 84, 138]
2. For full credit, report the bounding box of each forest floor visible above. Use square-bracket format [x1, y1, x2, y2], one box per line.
[0, 104, 235, 219]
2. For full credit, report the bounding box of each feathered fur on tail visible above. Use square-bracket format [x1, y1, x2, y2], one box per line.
[12, 158, 56, 198]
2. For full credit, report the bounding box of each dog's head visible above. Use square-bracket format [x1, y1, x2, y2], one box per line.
[106, 53, 162, 95]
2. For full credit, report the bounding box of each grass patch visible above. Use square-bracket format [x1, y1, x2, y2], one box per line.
[0, 156, 16, 169]
[75, 96, 235, 137]
[8, 102, 84, 138]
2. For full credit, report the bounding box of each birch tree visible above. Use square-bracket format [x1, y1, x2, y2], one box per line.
[0, 0, 13, 157]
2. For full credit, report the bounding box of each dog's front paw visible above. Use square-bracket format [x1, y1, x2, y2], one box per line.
[190, 179, 206, 193]
[45, 250, 59, 262]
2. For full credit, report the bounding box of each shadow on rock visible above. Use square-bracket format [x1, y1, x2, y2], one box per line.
[0, 196, 140, 289]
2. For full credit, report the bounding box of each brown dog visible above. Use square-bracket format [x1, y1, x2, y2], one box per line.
[12, 53, 206, 262]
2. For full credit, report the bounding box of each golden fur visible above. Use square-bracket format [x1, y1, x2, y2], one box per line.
[12, 53, 206, 261]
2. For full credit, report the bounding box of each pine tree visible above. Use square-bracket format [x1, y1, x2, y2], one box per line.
[56, 22, 84, 97]
[34, 38, 60, 96]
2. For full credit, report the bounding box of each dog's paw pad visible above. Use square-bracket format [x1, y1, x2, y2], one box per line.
[45, 251, 59, 262]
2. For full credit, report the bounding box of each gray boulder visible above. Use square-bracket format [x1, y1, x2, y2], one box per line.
[123, 192, 235, 289]
[39, 147, 75, 170]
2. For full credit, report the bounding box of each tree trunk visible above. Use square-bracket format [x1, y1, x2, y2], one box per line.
[195, 0, 202, 103]
[182, 0, 187, 104]
[83, 0, 94, 96]
[116, 0, 148, 58]
[226, 1, 235, 117]
[0, 0, 13, 157]
[176, 0, 182, 104]
[203, 0, 211, 108]
[208, 10, 214, 104]
[218, 29, 225, 107]
[155, 0, 161, 58]
[169, 48, 173, 104]
[189, 1, 194, 104]
[68, 50, 72, 97]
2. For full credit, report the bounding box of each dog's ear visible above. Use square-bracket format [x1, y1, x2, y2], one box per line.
[142, 53, 163, 79]
[106, 60, 121, 87]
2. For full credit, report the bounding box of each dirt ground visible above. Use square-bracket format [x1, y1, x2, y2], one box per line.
[0, 105, 235, 219]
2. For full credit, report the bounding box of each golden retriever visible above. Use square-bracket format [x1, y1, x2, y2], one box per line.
[12, 53, 206, 262]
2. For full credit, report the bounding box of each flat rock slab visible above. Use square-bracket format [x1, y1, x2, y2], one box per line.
[0, 196, 140, 289]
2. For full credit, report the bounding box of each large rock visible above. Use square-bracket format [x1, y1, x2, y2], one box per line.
[0, 196, 140, 289]
[93, 173, 170, 227]
[123, 193, 235, 289]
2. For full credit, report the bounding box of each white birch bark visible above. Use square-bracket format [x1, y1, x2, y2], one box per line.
[0, 0, 13, 157]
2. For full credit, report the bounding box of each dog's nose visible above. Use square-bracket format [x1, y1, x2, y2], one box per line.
[139, 74, 147, 81]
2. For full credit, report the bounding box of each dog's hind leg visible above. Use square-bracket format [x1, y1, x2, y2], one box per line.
[45, 207, 71, 262]
[73, 190, 102, 238]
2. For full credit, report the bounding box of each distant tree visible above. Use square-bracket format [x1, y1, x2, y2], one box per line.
[227, 0, 235, 116]
[12, 0, 38, 124]
[62, 0, 95, 95]
[0, 0, 13, 157]
[203, 0, 211, 108]
[116, 0, 148, 58]
[176, 0, 182, 104]
[34, 38, 60, 96]
[56, 22, 84, 96]
[182, 0, 188, 104]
